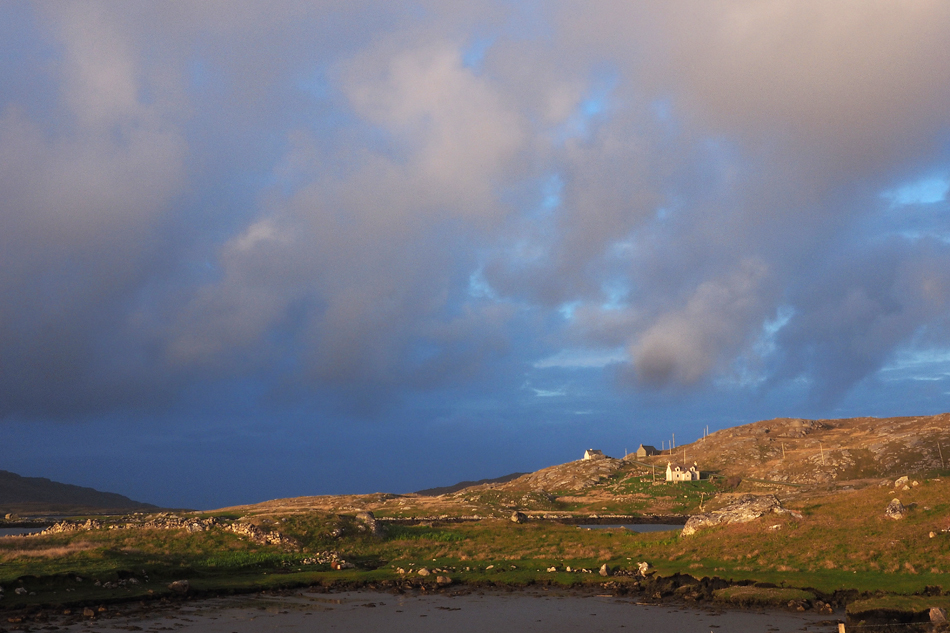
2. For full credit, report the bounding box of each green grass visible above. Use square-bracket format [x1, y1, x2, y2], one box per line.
[847, 594, 950, 618]
[713, 586, 815, 606]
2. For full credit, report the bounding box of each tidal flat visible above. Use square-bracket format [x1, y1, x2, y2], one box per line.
[40, 589, 841, 633]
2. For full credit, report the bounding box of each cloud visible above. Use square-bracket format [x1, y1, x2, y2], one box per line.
[0, 3, 187, 417]
[629, 259, 772, 386]
[774, 239, 950, 404]
[163, 39, 528, 408]
[2, 0, 950, 423]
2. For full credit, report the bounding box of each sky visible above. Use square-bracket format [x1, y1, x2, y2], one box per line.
[2, 1, 950, 510]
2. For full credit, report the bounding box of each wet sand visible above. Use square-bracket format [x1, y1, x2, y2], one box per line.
[46, 589, 842, 633]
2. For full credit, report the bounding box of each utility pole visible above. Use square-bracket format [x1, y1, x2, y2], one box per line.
[672, 433, 675, 451]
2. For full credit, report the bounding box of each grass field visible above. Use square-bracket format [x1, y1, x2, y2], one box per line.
[1, 476, 948, 618]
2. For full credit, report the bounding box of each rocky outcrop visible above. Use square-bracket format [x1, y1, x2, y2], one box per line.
[498, 458, 624, 492]
[355, 511, 383, 536]
[42, 518, 103, 534]
[225, 522, 300, 549]
[884, 498, 906, 520]
[40, 513, 299, 550]
[41, 514, 217, 535]
[682, 495, 801, 536]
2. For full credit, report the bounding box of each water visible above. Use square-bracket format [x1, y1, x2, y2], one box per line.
[0, 527, 44, 537]
[47, 589, 841, 633]
[578, 523, 683, 533]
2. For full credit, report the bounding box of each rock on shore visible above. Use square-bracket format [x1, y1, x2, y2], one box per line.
[682, 495, 801, 536]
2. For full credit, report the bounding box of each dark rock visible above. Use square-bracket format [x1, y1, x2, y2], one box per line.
[510, 511, 527, 524]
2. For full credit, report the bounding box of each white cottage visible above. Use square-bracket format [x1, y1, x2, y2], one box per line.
[665, 461, 700, 482]
[583, 449, 605, 460]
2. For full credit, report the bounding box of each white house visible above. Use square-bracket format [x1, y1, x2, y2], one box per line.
[666, 461, 700, 482]
[583, 449, 605, 460]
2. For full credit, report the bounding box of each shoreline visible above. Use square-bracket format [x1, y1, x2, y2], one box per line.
[1, 586, 844, 633]
[0, 570, 875, 621]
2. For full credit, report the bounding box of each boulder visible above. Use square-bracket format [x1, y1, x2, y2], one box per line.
[417, 568, 431, 577]
[510, 511, 528, 524]
[637, 561, 651, 576]
[682, 495, 801, 536]
[355, 511, 383, 537]
[599, 564, 611, 577]
[931, 607, 948, 625]
[884, 498, 906, 520]
[894, 475, 909, 488]
[435, 575, 452, 585]
[167, 580, 190, 594]
[83, 607, 96, 618]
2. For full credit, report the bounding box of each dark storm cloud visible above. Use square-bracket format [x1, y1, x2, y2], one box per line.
[2, 0, 950, 421]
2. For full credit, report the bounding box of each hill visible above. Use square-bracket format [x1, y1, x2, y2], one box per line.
[414, 472, 528, 496]
[0, 470, 158, 516]
[214, 412, 950, 520]
[636, 412, 950, 484]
